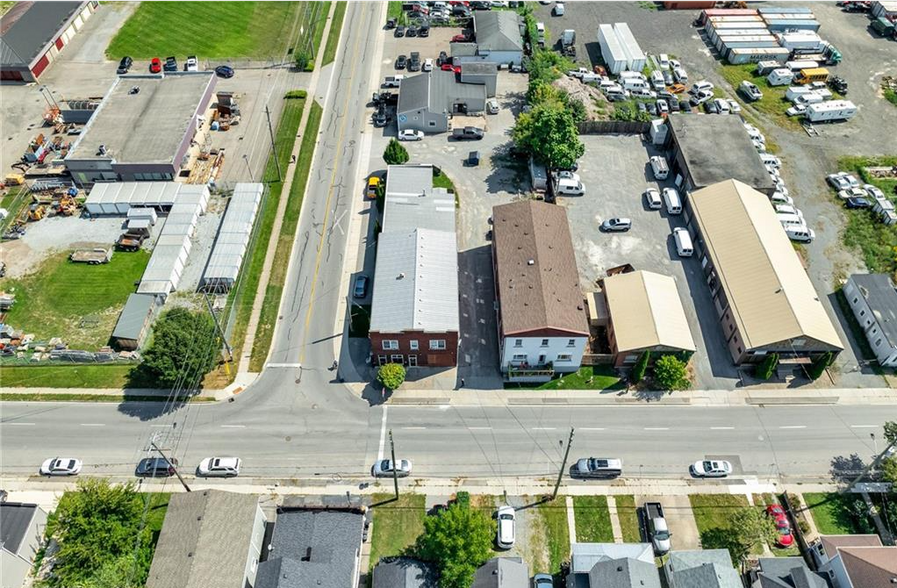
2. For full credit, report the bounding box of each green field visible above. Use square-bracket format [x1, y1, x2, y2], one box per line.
[106, 2, 327, 60]
[615, 495, 642, 543]
[719, 64, 802, 132]
[573, 496, 614, 543]
[369, 493, 426, 570]
[0, 364, 135, 389]
[1, 250, 150, 349]
[836, 156, 897, 277]
[249, 99, 324, 371]
[536, 496, 571, 575]
[803, 492, 875, 536]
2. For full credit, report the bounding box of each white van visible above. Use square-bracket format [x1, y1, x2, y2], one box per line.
[486, 99, 499, 114]
[775, 204, 803, 218]
[605, 87, 629, 101]
[555, 177, 585, 196]
[777, 213, 806, 229]
[662, 187, 682, 215]
[630, 87, 656, 99]
[760, 153, 781, 169]
[621, 77, 650, 92]
[785, 226, 815, 243]
[651, 70, 665, 91]
[691, 80, 714, 94]
[673, 227, 693, 257]
[383, 75, 404, 88]
[673, 67, 688, 83]
[770, 191, 793, 205]
[650, 156, 669, 180]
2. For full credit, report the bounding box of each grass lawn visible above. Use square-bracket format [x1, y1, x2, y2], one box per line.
[432, 168, 459, 207]
[144, 492, 172, 536]
[369, 493, 426, 570]
[885, 88, 897, 107]
[0, 392, 213, 402]
[322, 2, 347, 66]
[536, 496, 571, 575]
[689, 494, 759, 555]
[1, 250, 150, 349]
[615, 495, 642, 543]
[836, 156, 897, 277]
[803, 492, 875, 536]
[505, 366, 623, 390]
[573, 496, 614, 543]
[249, 100, 324, 371]
[0, 364, 135, 388]
[106, 2, 327, 60]
[718, 64, 801, 132]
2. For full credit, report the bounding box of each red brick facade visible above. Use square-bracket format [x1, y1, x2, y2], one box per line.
[370, 330, 459, 367]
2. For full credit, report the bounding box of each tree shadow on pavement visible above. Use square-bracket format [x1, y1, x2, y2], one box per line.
[830, 453, 867, 484]
[116, 390, 198, 421]
[362, 381, 391, 406]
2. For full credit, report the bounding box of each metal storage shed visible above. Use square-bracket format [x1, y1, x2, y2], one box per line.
[127, 207, 158, 224]
[200, 183, 264, 293]
[112, 293, 158, 350]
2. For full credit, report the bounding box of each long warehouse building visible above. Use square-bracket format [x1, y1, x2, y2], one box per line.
[201, 183, 263, 293]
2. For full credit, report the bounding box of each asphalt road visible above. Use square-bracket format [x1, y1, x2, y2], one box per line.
[0, 2, 893, 488]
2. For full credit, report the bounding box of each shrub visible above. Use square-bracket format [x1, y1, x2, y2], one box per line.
[755, 353, 779, 380]
[653, 354, 690, 391]
[631, 351, 650, 384]
[806, 351, 832, 380]
[377, 362, 406, 390]
[383, 138, 410, 165]
[454, 491, 471, 509]
[294, 49, 312, 71]
[284, 90, 307, 99]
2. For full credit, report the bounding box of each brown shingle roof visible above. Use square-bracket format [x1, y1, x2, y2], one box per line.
[820, 534, 883, 556]
[838, 547, 897, 587]
[492, 200, 589, 337]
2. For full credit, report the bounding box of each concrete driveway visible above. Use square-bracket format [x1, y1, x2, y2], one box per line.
[636, 494, 701, 551]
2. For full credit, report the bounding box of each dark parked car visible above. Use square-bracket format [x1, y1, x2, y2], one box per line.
[437, 51, 449, 66]
[136, 457, 179, 478]
[704, 100, 720, 114]
[373, 107, 389, 127]
[386, 17, 397, 29]
[845, 197, 871, 209]
[668, 96, 680, 111]
[637, 101, 647, 114]
[215, 65, 235, 78]
[406, 25, 419, 37]
[646, 102, 657, 115]
[679, 100, 692, 113]
[419, 25, 430, 37]
[354, 275, 369, 298]
[116, 56, 133, 74]
[394, 25, 406, 37]
[452, 126, 484, 140]
[470, 0, 491, 9]
[829, 76, 849, 94]
[395, 54, 408, 69]
[163, 56, 178, 72]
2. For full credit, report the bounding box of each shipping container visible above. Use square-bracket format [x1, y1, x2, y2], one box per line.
[727, 47, 790, 65]
[759, 6, 813, 14]
[765, 19, 821, 32]
[598, 24, 627, 74]
[614, 23, 647, 73]
[715, 33, 779, 52]
[872, 1, 897, 18]
[723, 41, 782, 53]
[786, 59, 820, 71]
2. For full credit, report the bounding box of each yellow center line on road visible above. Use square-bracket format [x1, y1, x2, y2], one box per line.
[298, 4, 370, 365]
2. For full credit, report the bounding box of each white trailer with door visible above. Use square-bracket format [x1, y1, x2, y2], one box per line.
[806, 100, 857, 123]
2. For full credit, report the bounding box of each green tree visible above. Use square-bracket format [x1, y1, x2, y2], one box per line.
[806, 351, 833, 380]
[416, 501, 494, 588]
[377, 362, 406, 390]
[512, 101, 584, 170]
[755, 353, 779, 380]
[883, 420, 897, 445]
[294, 49, 312, 71]
[728, 507, 778, 566]
[383, 138, 410, 165]
[40, 479, 153, 588]
[139, 307, 219, 388]
[653, 354, 690, 391]
[631, 351, 650, 384]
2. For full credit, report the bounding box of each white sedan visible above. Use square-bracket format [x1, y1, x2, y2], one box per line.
[40, 457, 83, 476]
[197, 456, 242, 478]
[398, 129, 424, 141]
[691, 460, 733, 478]
[372, 459, 413, 478]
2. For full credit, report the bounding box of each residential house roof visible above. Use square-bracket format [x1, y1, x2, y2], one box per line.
[372, 558, 437, 588]
[471, 557, 529, 588]
[369, 229, 460, 333]
[492, 200, 589, 338]
[146, 490, 261, 588]
[688, 179, 842, 351]
[838, 547, 897, 588]
[588, 557, 662, 588]
[0, 1, 87, 67]
[666, 550, 741, 588]
[255, 509, 363, 588]
[397, 71, 487, 115]
[669, 115, 776, 193]
[0, 502, 40, 555]
[603, 270, 696, 353]
[752, 557, 828, 588]
[112, 293, 157, 342]
[849, 274, 897, 349]
[820, 534, 882, 556]
[570, 543, 655, 574]
[474, 11, 524, 52]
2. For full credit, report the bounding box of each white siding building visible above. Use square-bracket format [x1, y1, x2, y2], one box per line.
[843, 274, 897, 367]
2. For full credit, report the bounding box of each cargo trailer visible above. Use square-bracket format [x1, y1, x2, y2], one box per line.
[598, 24, 627, 74]
[806, 100, 856, 123]
[614, 23, 646, 73]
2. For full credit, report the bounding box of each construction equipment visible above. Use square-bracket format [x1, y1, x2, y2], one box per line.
[56, 194, 77, 216]
[28, 204, 45, 221]
[4, 174, 24, 186]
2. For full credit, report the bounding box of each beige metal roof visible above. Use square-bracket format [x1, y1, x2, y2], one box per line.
[689, 180, 842, 350]
[603, 271, 696, 353]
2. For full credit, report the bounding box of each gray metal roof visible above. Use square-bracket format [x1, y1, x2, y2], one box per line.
[849, 274, 897, 349]
[369, 229, 459, 333]
[373, 558, 437, 588]
[0, 502, 40, 554]
[112, 293, 157, 342]
[570, 543, 655, 574]
[397, 71, 487, 115]
[474, 11, 523, 52]
[255, 510, 363, 588]
[67, 72, 215, 165]
[754, 558, 829, 588]
[382, 164, 456, 233]
[471, 558, 529, 588]
[145, 490, 261, 588]
[667, 550, 742, 588]
[588, 558, 662, 588]
[202, 183, 263, 286]
[0, 1, 86, 67]
[669, 115, 776, 193]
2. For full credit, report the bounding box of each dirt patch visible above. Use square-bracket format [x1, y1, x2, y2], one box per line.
[553, 75, 612, 121]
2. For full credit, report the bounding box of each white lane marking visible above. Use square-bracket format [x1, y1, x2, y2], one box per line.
[580, 427, 606, 431]
[402, 426, 426, 430]
[266, 363, 302, 368]
[80, 423, 105, 427]
[377, 406, 388, 462]
[851, 425, 878, 428]
[532, 427, 556, 431]
[644, 427, 670, 431]
[469, 426, 492, 430]
[4, 422, 35, 426]
[220, 425, 246, 429]
[711, 426, 735, 430]
[150, 424, 170, 428]
[779, 425, 807, 429]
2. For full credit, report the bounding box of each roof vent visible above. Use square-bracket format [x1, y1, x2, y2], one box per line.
[527, 259, 534, 265]
[617, 566, 623, 572]
[397, 272, 405, 279]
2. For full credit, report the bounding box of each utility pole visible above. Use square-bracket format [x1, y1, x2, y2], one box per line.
[551, 427, 575, 500]
[150, 441, 191, 493]
[389, 429, 399, 501]
[204, 293, 233, 362]
[265, 105, 282, 182]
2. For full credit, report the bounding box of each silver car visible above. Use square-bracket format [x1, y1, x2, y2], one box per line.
[371, 459, 413, 478]
[601, 217, 632, 232]
[690, 460, 733, 478]
[197, 456, 241, 478]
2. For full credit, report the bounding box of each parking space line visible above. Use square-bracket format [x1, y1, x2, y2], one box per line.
[402, 426, 426, 430]
[469, 426, 492, 430]
[4, 422, 35, 426]
[580, 427, 606, 431]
